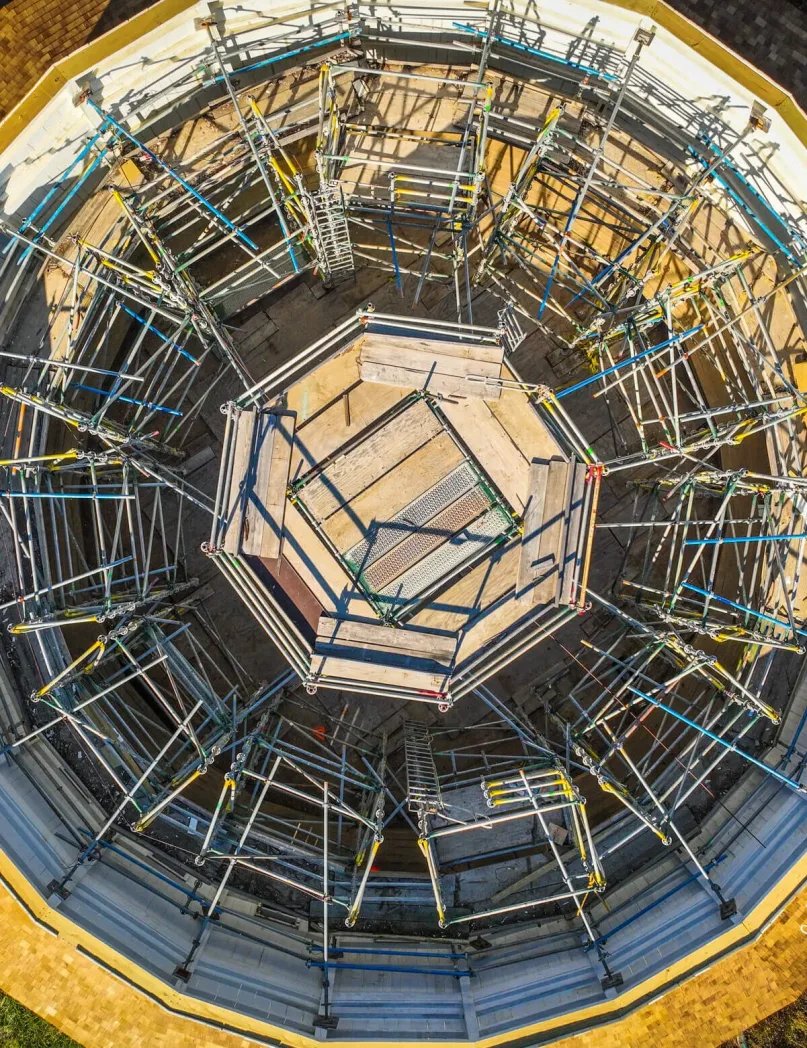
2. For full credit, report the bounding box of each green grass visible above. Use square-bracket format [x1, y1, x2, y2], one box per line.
[740, 990, 807, 1048]
[721, 991, 807, 1048]
[0, 995, 79, 1048]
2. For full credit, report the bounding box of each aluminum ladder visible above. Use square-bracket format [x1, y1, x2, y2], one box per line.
[310, 180, 354, 285]
[404, 722, 444, 813]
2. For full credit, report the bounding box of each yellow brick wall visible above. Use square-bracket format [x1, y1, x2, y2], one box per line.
[1, 845, 807, 1048]
[0, 0, 159, 120]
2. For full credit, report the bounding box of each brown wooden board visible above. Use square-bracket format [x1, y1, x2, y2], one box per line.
[282, 501, 368, 617]
[559, 461, 588, 606]
[312, 612, 455, 691]
[360, 333, 504, 364]
[263, 556, 322, 634]
[516, 461, 549, 605]
[242, 412, 295, 560]
[439, 398, 530, 511]
[531, 457, 570, 606]
[489, 369, 566, 462]
[299, 398, 442, 520]
[359, 332, 503, 399]
[321, 431, 463, 553]
[410, 540, 520, 633]
[316, 615, 457, 664]
[291, 378, 409, 481]
[308, 653, 450, 692]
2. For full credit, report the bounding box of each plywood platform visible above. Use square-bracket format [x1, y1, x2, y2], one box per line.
[298, 397, 442, 520]
[321, 430, 464, 552]
[291, 394, 519, 622]
[219, 322, 593, 695]
[410, 539, 520, 633]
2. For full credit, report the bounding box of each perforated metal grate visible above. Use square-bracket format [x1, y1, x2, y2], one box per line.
[346, 461, 478, 570]
[377, 505, 512, 611]
[363, 485, 491, 591]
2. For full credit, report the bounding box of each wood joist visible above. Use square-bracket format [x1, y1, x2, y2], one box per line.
[515, 457, 596, 608]
[222, 408, 295, 560]
[358, 332, 504, 400]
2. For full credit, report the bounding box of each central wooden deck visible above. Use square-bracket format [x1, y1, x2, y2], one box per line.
[217, 323, 595, 695]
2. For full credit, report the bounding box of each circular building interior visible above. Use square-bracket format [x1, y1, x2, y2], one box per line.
[1, 1, 807, 1044]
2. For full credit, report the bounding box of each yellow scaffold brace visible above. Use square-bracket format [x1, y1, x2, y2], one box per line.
[417, 836, 446, 927]
[33, 635, 108, 700]
[0, 449, 82, 469]
[133, 765, 206, 832]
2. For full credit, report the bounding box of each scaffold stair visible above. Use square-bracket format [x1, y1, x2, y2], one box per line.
[311, 181, 354, 284]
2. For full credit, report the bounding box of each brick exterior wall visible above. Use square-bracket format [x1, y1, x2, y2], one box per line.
[0, 0, 806, 122]
[0, 0, 159, 120]
[1, 859, 807, 1048]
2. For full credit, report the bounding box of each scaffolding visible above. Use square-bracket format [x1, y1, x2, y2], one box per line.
[315, 62, 492, 314]
[406, 722, 604, 930]
[2, 1, 807, 1035]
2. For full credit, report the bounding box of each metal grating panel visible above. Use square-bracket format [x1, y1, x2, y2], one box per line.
[346, 461, 478, 570]
[377, 506, 512, 611]
[363, 486, 491, 591]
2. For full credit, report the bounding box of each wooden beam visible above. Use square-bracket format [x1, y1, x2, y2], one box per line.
[309, 653, 450, 693]
[559, 462, 588, 606]
[317, 616, 457, 664]
[516, 461, 549, 605]
[299, 398, 442, 520]
[311, 613, 456, 691]
[242, 413, 296, 560]
[222, 409, 256, 555]
[291, 380, 408, 481]
[359, 333, 503, 400]
[411, 541, 519, 634]
[439, 398, 529, 511]
[531, 457, 570, 606]
[322, 431, 464, 553]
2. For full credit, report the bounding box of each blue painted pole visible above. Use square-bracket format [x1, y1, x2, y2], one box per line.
[583, 856, 726, 951]
[684, 533, 807, 546]
[452, 23, 619, 82]
[306, 960, 471, 977]
[556, 325, 704, 398]
[310, 946, 467, 959]
[626, 684, 805, 793]
[681, 582, 807, 640]
[117, 302, 198, 365]
[5, 129, 109, 262]
[387, 216, 402, 292]
[72, 382, 183, 416]
[214, 32, 352, 81]
[86, 98, 260, 251]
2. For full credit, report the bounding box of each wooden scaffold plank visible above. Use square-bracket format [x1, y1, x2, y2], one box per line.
[223, 409, 257, 556]
[310, 614, 457, 692]
[242, 412, 296, 560]
[359, 332, 504, 400]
